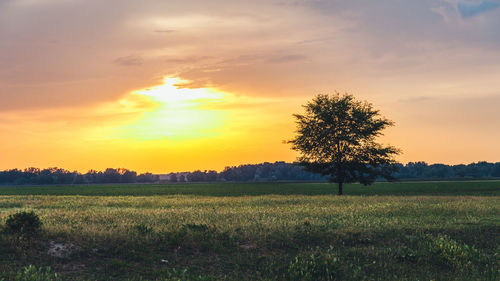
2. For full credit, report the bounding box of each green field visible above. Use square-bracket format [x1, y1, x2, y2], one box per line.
[1, 180, 500, 196]
[0, 182, 499, 280]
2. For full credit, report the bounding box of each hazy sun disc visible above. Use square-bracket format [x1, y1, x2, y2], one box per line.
[134, 77, 225, 105]
[114, 77, 229, 141]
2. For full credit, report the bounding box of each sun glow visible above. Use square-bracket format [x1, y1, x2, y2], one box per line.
[135, 78, 225, 104]
[115, 77, 229, 140]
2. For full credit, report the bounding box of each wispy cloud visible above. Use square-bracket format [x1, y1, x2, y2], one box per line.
[457, 0, 500, 18]
[114, 55, 144, 66]
[154, 29, 176, 33]
[399, 96, 435, 103]
[266, 54, 306, 63]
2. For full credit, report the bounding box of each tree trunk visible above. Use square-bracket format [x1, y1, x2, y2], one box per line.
[338, 182, 343, 196]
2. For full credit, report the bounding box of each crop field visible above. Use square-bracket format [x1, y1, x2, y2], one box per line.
[0, 181, 499, 280]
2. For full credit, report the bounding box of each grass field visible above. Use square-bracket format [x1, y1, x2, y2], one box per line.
[0, 181, 499, 280]
[1, 180, 500, 196]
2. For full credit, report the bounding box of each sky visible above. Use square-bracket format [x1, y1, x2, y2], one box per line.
[1, 0, 500, 173]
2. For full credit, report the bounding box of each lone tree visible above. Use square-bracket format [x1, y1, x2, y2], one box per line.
[289, 94, 400, 195]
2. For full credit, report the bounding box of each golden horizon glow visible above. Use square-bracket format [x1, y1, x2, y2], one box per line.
[0, 77, 297, 173]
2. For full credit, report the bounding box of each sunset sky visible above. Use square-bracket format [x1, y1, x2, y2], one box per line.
[1, 0, 500, 173]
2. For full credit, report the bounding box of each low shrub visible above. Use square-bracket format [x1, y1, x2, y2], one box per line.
[5, 211, 42, 236]
[15, 265, 60, 281]
[286, 246, 340, 281]
[397, 234, 488, 271]
[430, 235, 483, 270]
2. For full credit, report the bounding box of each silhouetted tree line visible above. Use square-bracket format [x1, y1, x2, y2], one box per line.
[0, 167, 158, 185]
[164, 162, 331, 182]
[393, 161, 500, 180]
[167, 161, 500, 182]
[221, 161, 327, 182]
[2, 161, 500, 185]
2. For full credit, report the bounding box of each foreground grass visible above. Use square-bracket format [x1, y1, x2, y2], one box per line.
[0, 182, 499, 280]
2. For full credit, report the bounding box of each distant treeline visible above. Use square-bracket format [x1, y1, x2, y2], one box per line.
[165, 161, 327, 183]
[165, 161, 500, 182]
[1, 161, 500, 185]
[393, 161, 500, 180]
[0, 168, 158, 185]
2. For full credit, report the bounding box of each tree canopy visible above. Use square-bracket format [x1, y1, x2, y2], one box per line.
[289, 94, 400, 195]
